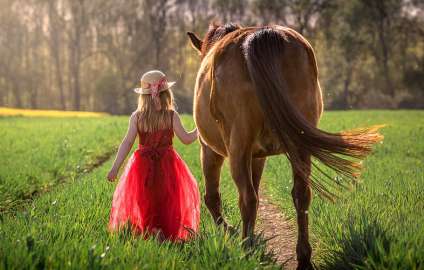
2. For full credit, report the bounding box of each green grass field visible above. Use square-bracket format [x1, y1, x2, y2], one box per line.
[0, 117, 126, 212]
[264, 111, 424, 269]
[0, 111, 422, 269]
[0, 115, 275, 270]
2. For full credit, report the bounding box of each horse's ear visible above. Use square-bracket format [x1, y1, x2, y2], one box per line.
[187, 32, 202, 53]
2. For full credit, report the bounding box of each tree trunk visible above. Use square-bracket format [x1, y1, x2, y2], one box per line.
[343, 78, 350, 109]
[69, 0, 85, 111]
[48, 0, 66, 110]
[54, 49, 66, 109]
[378, 28, 395, 97]
[0, 85, 4, 107]
[147, 0, 168, 69]
[374, 0, 395, 97]
[72, 35, 81, 110]
[11, 80, 22, 108]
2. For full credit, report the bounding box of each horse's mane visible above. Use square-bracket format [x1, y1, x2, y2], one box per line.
[201, 22, 241, 57]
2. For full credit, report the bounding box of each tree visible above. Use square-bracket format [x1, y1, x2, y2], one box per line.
[0, 0, 422, 112]
[47, 0, 66, 109]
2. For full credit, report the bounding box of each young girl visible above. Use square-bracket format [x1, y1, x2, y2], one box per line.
[107, 70, 200, 242]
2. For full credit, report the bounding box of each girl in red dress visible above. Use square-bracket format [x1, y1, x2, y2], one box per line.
[107, 70, 200, 242]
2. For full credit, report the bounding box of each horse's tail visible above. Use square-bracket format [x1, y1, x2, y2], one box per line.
[243, 28, 384, 200]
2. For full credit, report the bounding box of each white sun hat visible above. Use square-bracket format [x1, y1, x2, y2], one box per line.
[134, 70, 176, 95]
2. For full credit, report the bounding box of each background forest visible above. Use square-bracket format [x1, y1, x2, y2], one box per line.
[0, 0, 423, 114]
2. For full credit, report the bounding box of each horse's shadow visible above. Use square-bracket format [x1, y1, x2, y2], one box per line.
[320, 214, 393, 270]
[114, 221, 286, 268]
[177, 223, 281, 268]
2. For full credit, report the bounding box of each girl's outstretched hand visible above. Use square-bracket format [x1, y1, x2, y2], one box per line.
[107, 167, 118, 182]
[173, 112, 199, 145]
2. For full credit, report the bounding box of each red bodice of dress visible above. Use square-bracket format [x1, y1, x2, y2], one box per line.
[137, 129, 174, 188]
[138, 129, 173, 148]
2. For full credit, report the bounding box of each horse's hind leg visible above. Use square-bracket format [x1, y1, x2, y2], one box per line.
[291, 151, 313, 270]
[200, 141, 228, 228]
[229, 150, 257, 240]
[252, 157, 266, 196]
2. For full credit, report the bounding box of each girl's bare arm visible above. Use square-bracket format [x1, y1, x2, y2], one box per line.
[173, 111, 198, 145]
[107, 112, 138, 181]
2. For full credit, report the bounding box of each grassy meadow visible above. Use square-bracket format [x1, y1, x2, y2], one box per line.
[0, 110, 423, 269]
[264, 111, 424, 269]
[0, 117, 126, 212]
[0, 113, 275, 270]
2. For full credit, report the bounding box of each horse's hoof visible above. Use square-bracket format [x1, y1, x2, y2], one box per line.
[216, 218, 235, 233]
[222, 222, 238, 235]
[242, 236, 256, 249]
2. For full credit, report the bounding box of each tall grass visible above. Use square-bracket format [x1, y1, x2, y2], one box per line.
[0, 117, 126, 212]
[263, 110, 424, 269]
[1, 111, 422, 269]
[0, 115, 278, 269]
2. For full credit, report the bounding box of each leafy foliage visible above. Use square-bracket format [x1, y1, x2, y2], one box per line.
[0, 0, 423, 112]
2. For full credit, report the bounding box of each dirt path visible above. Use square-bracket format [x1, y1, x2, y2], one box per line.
[256, 190, 297, 270]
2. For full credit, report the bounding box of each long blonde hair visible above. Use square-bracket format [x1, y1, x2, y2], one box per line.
[136, 89, 175, 132]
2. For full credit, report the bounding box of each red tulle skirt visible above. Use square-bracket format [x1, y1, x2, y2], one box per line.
[109, 145, 200, 241]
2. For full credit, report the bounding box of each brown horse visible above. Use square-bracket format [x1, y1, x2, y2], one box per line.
[187, 23, 383, 269]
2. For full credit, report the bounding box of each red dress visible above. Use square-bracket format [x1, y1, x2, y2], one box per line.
[109, 122, 200, 241]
